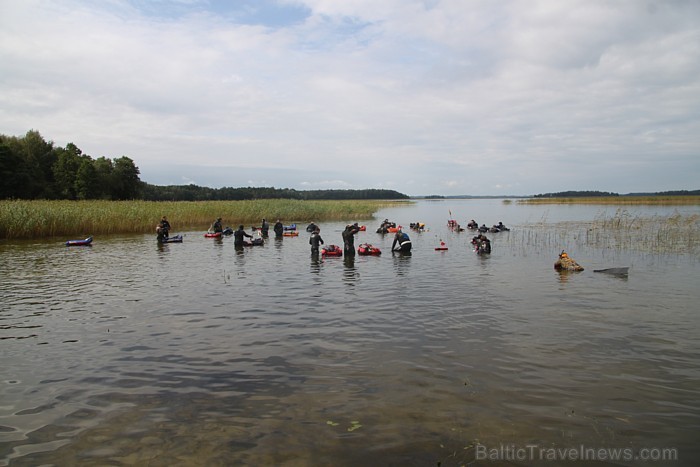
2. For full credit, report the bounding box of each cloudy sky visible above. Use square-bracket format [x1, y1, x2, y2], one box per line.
[1, 0, 699, 196]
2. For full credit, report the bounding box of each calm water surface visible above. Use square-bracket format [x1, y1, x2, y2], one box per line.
[1, 200, 699, 466]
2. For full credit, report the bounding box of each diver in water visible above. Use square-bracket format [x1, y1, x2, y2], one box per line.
[156, 216, 171, 242]
[233, 225, 253, 247]
[391, 229, 412, 253]
[309, 227, 324, 254]
[210, 217, 223, 233]
[342, 223, 361, 256]
[273, 219, 284, 238]
[472, 234, 491, 254]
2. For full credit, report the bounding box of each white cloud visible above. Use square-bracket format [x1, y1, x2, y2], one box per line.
[1, 0, 699, 195]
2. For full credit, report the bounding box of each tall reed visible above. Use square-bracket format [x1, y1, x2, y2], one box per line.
[507, 210, 700, 255]
[518, 196, 700, 205]
[0, 199, 406, 239]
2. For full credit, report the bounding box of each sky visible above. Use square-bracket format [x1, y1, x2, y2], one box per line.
[1, 0, 699, 196]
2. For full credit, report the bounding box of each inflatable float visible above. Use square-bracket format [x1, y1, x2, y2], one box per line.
[243, 238, 264, 246]
[283, 231, 299, 237]
[283, 224, 297, 231]
[358, 243, 381, 256]
[204, 232, 222, 238]
[376, 221, 396, 234]
[66, 236, 92, 246]
[161, 235, 183, 243]
[321, 245, 343, 257]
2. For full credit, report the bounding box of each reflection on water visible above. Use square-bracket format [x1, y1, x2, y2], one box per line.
[391, 251, 411, 277]
[342, 256, 358, 286]
[1, 200, 699, 466]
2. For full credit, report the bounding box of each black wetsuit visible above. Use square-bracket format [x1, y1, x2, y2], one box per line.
[234, 228, 253, 247]
[157, 220, 171, 242]
[342, 225, 360, 256]
[261, 220, 269, 237]
[273, 222, 284, 237]
[309, 232, 324, 253]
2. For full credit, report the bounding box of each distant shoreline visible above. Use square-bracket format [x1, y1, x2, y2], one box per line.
[412, 194, 700, 204]
[516, 195, 700, 205]
[413, 189, 700, 200]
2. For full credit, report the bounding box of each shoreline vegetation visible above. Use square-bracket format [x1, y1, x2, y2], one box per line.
[511, 210, 700, 256]
[517, 196, 700, 205]
[0, 199, 408, 239]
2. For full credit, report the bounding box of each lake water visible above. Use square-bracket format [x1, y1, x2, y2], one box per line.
[1, 199, 699, 466]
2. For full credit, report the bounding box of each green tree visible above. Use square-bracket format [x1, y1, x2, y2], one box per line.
[112, 156, 141, 199]
[22, 130, 57, 198]
[75, 158, 99, 199]
[93, 157, 114, 199]
[0, 142, 29, 198]
[53, 143, 83, 199]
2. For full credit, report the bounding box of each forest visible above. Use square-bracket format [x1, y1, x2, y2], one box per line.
[0, 130, 409, 201]
[1, 130, 141, 200]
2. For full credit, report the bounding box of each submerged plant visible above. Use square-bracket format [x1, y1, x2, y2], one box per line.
[509, 212, 700, 256]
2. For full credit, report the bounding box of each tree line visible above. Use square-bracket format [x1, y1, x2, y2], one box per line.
[1, 130, 141, 200]
[141, 184, 409, 201]
[1, 130, 409, 201]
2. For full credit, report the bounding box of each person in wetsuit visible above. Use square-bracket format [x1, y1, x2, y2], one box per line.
[233, 225, 253, 247]
[342, 223, 361, 256]
[309, 227, 324, 254]
[273, 219, 284, 238]
[391, 229, 412, 253]
[210, 218, 223, 233]
[156, 216, 171, 242]
[472, 234, 491, 254]
[260, 219, 269, 237]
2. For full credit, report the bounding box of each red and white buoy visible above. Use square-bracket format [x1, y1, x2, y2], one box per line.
[435, 240, 448, 251]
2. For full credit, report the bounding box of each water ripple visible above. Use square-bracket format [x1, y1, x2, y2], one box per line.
[2, 205, 699, 465]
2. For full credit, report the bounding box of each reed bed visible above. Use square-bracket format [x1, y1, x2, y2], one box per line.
[507, 209, 700, 256]
[518, 196, 700, 205]
[0, 199, 406, 239]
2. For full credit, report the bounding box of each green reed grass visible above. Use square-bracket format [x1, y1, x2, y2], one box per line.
[518, 196, 700, 205]
[0, 199, 406, 239]
[508, 209, 700, 255]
